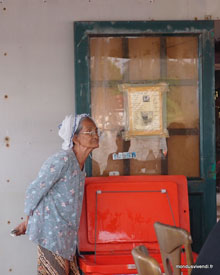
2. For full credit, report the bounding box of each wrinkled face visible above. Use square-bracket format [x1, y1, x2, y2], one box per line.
[73, 118, 99, 149]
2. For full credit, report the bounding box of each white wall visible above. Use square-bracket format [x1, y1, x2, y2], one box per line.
[1, 0, 220, 274]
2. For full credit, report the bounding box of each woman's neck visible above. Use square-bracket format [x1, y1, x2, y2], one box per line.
[72, 146, 92, 170]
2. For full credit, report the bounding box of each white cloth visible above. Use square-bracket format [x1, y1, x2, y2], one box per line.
[58, 114, 91, 150]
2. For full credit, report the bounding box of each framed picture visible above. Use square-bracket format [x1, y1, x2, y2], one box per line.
[119, 83, 169, 138]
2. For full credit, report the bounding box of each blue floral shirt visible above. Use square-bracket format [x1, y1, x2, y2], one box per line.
[24, 149, 85, 260]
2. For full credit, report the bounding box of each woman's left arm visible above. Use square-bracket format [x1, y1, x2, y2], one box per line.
[12, 216, 29, 236]
[13, 153, 67, 236]
[24, 153, 68, 216]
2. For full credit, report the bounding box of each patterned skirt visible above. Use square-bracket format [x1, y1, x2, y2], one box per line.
[37, 246, 80, 275]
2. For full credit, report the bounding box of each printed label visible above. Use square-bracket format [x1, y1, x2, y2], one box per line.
[127, 264, 136, 270]
[112, 152, 136, 160]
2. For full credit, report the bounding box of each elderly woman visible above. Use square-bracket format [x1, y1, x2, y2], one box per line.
[13, 114, 100, 275]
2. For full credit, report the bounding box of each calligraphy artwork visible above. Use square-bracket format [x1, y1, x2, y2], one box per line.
[119, 83, 169, 138]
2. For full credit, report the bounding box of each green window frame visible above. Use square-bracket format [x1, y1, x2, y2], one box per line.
[74, 20, 215, 252]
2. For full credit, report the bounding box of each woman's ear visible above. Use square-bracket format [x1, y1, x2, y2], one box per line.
[72, 135, 78, 145]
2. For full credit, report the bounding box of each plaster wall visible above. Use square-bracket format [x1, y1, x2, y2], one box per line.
[1, 0, 220, 274]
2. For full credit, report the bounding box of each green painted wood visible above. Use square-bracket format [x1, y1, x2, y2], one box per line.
[197, 25, 216, 245]
[74, 23, 91, 176]
[188, 180, 216, 253]
[74, 23, 90, 115]
[74, 21, 214, 35]
[74, 20, 216, 251]
[189, 192, 205, 253]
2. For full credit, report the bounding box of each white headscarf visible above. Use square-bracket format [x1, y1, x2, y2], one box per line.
[58, 114, 92, 150]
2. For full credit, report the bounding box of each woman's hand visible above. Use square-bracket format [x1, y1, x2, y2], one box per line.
[11, 217, 29, 236]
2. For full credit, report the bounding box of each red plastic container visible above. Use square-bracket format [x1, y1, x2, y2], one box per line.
[78, 175, 197, 274]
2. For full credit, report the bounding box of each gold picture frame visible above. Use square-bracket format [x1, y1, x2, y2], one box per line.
[119, 83, 169, 138]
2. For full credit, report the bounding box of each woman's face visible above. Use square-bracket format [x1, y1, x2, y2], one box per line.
[73, 118, 99, 149]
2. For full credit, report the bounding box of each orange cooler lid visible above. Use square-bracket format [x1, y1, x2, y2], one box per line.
[78, 175, 190, 253]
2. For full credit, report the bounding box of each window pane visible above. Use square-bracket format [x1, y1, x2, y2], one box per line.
[167, 86, 199, 128]
[90, 36, 199, 177]
[167, 37, 198, 79]
[128, 37, 161, 81]
[167, 136, 200, 177]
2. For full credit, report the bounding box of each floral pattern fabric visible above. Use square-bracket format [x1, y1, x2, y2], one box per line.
[24, 149, 85, 260]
